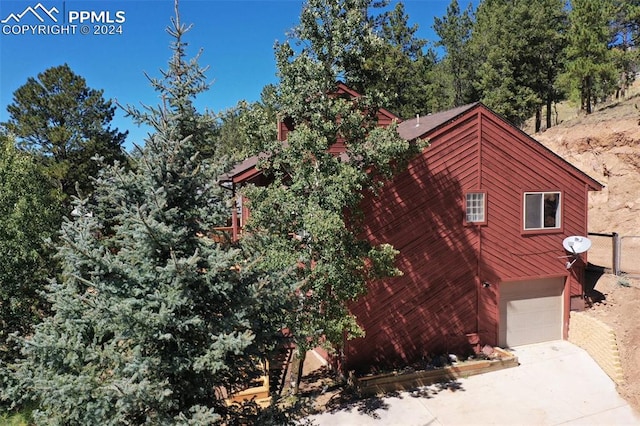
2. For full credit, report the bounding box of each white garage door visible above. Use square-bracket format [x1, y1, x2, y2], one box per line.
[499, 277, 564, 348]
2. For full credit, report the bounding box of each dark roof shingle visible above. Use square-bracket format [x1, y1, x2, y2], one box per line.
[398, 103, 479, 141]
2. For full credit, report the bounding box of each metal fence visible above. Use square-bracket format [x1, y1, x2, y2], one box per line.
[621, 236, 640, 276]
[588, 232, 640, 276]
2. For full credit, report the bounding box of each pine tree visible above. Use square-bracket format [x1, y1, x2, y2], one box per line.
[2, 64, 127, 204]
[433, 0, 477, 108]
[243, 0, 418, 389]
[563, 0, 618, 113]
[3, 4, 289, 424]
[350, 2, 438, 118]
[471, 0, 568, 129]
[215, 85, 279, 162]
[610, 0, 640, 98]
[614, 0, 640, 46]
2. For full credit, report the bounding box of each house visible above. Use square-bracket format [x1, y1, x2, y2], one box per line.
[343, 103, 602, 371]
[219, 83, 400, 241]
[221, 91, 603, 373]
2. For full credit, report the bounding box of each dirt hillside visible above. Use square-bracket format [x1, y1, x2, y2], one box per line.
[531, 94, 640, 412]
[532, 95, 640, 236]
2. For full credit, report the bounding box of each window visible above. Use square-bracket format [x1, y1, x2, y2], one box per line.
[465, 192, 486, 224]
[524, 192, 561, 230]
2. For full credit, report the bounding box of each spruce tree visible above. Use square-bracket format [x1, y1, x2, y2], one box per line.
[3, 5, 289, 424]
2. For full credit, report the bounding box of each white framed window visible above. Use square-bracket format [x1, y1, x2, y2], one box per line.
[465, 192, 486, 224]
[524, 191, 561, 230]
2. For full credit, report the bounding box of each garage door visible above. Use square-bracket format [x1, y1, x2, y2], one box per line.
[499, 277, 564, 347]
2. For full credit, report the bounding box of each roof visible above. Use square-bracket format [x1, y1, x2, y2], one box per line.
[220, 83, 401, 185]
[398, 103, 479, 141]
[335, 82, 401, 123]
[219, 154, 262, 184]
[220, 101, 603, 191]
[398, 102, 602, 191]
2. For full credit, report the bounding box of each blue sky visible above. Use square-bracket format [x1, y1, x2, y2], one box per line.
[0, 0, 467, 149]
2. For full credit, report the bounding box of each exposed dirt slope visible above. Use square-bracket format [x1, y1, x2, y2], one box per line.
[531, 95, 640, 412]
[533, 94, 640, 236]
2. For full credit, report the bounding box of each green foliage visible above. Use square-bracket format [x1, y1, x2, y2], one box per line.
[610, 47, 639, 97]
[609, 1, 640, 97]
[563, 0, 618, 113]
[0, 134, 62, 377]
[2, 64, 127, 203]
[350, 2, 439, 118]
[244, 0, 417, 357]
[612, 0, 640, 48]
[0, 409, 31, 426]
[433, 0, 477, 108]
[3, 5, 290, 424]
[471, 0, 568, 128]
[216, 85, 279, 162]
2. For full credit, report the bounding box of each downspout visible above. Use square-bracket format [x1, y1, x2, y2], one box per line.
[476, 109, 483, 338]
[231, 183, 239, 242]
[581, 182, 588, 299]
[476, 224, 482, 338]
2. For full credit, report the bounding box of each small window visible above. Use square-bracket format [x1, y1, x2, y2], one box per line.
[524, 192, 561, 230]
[465, 192, 486, 224]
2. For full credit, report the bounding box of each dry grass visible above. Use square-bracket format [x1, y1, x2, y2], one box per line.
[523, 82, 640, 135]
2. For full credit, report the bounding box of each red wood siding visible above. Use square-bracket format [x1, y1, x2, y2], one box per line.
[229, 93, 598, 372]
[278, 116, 295, 142]
[344, 106, 596, 371]
[478, 112, 587, 292]
[346, 115, 482, 371]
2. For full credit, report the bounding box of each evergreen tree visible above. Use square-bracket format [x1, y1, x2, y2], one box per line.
[350, 2, 438, 118]
[471, 0, 568, 129]
[609, 47, 639, 100]
[243, 0, 419, 389]
[433, 0, 477, 108]
[216, 85, 279, 162]
[612, 0, 640, 48]
[2, 64, 127, 204]
[528, 0, 568, 130]
[610, 0, 640, 98]
[563, 0, 618, 113]
[3, 5, 289, 424]
[0, 134, 62, 386]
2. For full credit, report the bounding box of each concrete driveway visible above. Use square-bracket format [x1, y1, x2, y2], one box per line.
[308, 341, 640, 425]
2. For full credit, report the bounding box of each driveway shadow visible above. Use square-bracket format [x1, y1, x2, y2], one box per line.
[322, 378, 465, 419]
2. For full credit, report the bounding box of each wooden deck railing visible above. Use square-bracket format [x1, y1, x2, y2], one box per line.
[211, 224, 242, 242]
